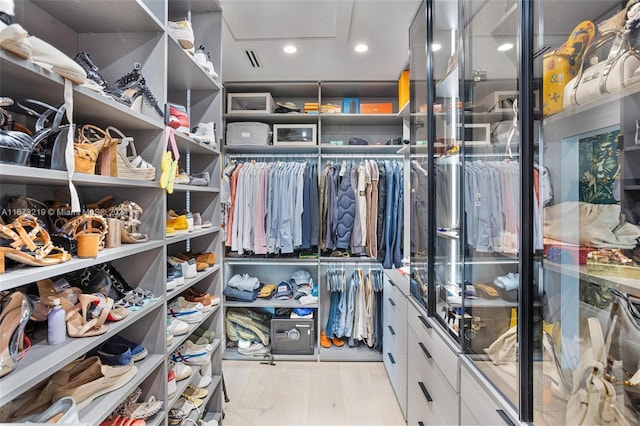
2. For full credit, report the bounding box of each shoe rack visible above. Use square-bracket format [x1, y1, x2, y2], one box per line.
[0, 0, 222, 424]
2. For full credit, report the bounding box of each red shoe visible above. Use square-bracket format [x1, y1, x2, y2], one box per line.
[168, 104, 189, 134]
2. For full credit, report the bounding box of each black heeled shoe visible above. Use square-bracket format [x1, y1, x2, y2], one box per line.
[74, 52, 132, 107]
[113, 64, 164, 118]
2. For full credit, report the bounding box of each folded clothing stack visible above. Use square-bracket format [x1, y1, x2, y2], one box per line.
[224, 273, 260, 302]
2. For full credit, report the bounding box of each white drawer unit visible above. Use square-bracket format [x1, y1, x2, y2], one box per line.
[407, 299, 460, 391]
[460, 358, 520, 426]
[407, 347, 459, 426]
[383, 271, 409, 419]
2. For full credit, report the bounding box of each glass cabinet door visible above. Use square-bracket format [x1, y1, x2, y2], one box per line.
[534, 1, 640, 425]
[432, 0, 463, 334]
[409, 0, 429, 308]
[459, 0, 521, 412]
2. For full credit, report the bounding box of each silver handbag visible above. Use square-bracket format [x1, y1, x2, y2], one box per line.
[564, 30, 640, 109]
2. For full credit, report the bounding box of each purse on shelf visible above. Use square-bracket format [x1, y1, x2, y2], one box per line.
[542, 20, 596, 116]
[74, 124, 109, 175]
[15, 99, 70, 169]
[159, 127, 180, 194]
[565, 317, 629, 425]
[563, 29, 640, 110]
[0, 107, 36, 166]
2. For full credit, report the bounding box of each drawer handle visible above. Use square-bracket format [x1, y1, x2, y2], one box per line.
[387, 352, 396, 364]
[418, 342, 432, 359]
[388, 297, 396, 307]
[418, 381, 433, 402]
[388, 325, 396, 336]
[496, 409, 516, 426]
[389, 279, 396, 287]
[418, 422, 425, 426]
[418, 315, 432, 329]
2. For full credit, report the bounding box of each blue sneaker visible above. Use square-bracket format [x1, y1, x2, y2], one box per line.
[108, 334, 148, 362]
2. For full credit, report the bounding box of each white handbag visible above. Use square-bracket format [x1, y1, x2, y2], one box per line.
[563, 30, 640, 109]
[565, 317, 629, 425]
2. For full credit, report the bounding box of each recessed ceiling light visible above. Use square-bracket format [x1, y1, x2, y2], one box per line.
[432, 43, 442, 51]
[355, 43, 369, 53]
[284, 45, 297, 54]
[497, 42, 514, 52]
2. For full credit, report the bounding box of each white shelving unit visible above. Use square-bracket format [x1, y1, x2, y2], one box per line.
[0, 0, 223, 424]
[221, 80, 408, 362]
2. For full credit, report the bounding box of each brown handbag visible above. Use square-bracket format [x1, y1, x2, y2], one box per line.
[74, 124, 109, 174]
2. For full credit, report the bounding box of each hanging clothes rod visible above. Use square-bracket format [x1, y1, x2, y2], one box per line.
[324, 261, 384, 267]
[321, 153, 402, 159]
[229, 153, 318, 159]
[465, 152, 520, 158]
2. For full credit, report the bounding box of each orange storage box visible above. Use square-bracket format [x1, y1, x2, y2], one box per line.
[360, 103, 393, 114]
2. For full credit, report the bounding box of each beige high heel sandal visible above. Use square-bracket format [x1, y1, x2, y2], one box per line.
[107, 201, 149, 243]
[66, 294, 111, 338]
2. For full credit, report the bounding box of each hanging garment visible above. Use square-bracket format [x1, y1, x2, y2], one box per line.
[377, 161, 387, 262]
[310, 163, 320, 247]
[335, 162, 356, 250]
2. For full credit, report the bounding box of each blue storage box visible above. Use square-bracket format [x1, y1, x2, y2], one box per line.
[342, 98, 360, 113]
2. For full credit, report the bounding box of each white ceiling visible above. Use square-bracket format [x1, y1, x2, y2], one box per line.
[219, 0, 422, 83]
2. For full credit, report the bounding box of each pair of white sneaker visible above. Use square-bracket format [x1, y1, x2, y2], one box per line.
[191, 122, 217, 146]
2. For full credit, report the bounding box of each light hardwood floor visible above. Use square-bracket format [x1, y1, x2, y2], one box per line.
[222, 360, 406, 425]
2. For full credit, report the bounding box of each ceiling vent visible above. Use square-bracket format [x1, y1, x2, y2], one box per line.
[243, 49, 262, 68]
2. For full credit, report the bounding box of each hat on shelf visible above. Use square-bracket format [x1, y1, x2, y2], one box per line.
[291, 270, 313, 297]
[274, 281, 292, 300]
[275, 101, 300, 113]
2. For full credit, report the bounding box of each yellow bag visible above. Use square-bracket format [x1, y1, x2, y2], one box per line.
[159, 127, 180, 194]
[543, 20, 596, 116]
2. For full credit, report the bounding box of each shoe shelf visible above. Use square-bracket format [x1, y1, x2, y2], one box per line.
[166, 227, 220, 244]
[0, 164, 161, 188]
[185, 375, 222, 424]
[0, 52, 164, 131]
[224, 299, 319, 309]
[172, 184, 220, 193]
[174, 132, 219, 155]
[0, 298, 164, 407]
[0, 240, 164, 290]
[167, 265, 221, 298]
[167, 340, 222, 410]
[30, 0, 164, 33]
[78, 353, 165, 425]
[167, 305, 221, 355]
[167, 36, 221, 92]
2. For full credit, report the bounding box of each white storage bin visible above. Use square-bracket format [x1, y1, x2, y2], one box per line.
[227, 92, 275, 114]
[273, 124, 317, 146]
[226, 122, 271, 146]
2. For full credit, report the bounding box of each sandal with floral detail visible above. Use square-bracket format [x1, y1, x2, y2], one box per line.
[107, 201, 149, 244]
[122, 395, 163, 420]
[0, 214, 71, 273]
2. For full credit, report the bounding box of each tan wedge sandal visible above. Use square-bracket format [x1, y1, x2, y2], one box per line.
[107, 126, 156, 181]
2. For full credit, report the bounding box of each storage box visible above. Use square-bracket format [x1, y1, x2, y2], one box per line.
[360, 103, 393, 114]
[342, 98, 360, 113]
[271, 318, 315, 355]
[273, 124, 317, 146]
[227, 92, 275, 114]
[226, 122, 271, 146]
[398, 70, 409, 108]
